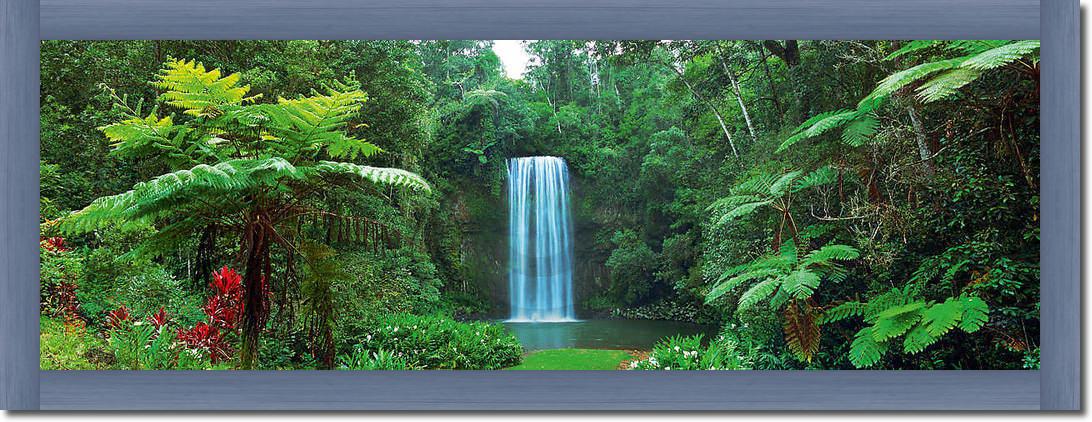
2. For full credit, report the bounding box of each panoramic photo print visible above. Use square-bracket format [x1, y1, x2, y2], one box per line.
[39, 40, 1040, 370]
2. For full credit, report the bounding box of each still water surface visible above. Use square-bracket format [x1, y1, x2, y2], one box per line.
[502, 319, 717, 351]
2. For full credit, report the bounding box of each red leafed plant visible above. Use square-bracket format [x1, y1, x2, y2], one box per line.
[105, 305, 131, 330]
[148, 307, 169, 329]
[207, 266, 245, 330]
[177, 322, 231, 363]
[177, 266, 248, 364]
[40, 236, 68, 252]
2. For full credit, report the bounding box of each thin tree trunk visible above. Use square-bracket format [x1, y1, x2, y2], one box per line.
[719, 58, 757, 143]
[906, 104, 936, 176]
[671, 65, 739, 159]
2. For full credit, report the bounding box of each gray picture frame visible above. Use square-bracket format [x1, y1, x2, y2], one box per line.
[0, 0, 1078, 411]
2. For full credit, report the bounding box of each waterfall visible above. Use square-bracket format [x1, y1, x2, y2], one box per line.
[507, 156, 576, 322]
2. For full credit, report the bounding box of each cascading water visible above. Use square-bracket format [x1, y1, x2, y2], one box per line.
[507, 156, 576, 322]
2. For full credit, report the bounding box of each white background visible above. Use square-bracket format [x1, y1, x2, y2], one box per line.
[4, 8, 1088, 420]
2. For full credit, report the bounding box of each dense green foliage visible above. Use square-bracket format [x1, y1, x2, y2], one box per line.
[348, 313, 523, 369]
[632, 331, 754, 370]
[40, 39, 1038, 370]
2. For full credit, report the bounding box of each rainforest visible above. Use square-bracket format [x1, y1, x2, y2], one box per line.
[39, 40, 1040, 370]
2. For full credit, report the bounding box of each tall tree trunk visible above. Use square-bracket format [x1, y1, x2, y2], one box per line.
[240, 216, 272, 369]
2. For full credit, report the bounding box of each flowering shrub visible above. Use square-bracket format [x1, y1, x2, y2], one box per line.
[631, 333, 753, 370]
[338, 347, 413, 370]
[351, 313, 523, 369]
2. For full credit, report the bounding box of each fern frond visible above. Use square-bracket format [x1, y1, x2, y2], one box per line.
[902, 324, 939, 354]
[260, 81, 382, 160]
[706, 267, 779, 304]
[819, 301, 866, 324]
[915, 68, 982, 103]
[782, 269, 821, 299]
[961, 40, 1040, 71]
[777, 109, 858, 153]
[714, 200, 773, 226]
[154, 59, 255, 117]
[922, 298, 963, 336]
[312, 161, 431, 192]
[732, 172, 779, 195]
[783, 301, 821, 362]
[60, 160, 263, 233]
[875, 301, 926, 320]
[840, 115, 878, 147]
[101, 114, 201, 165]
[857, 58, 965, 108]
[793, 166, 837, 191]
[849, 327, 887, 368]
[944, 40, 1010, 55]
[957, 295, 989, 332]
[885, 40, 941, 61]
[863, 287, 918, 323]
[768, 170, 803, 196]
[778, 240, 799, 263]
[869, 301, 927, 342]
[736, 279, 780, 312]
[802, 244, 860, 266]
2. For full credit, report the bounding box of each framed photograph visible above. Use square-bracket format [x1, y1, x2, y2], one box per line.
[1, 0, 1078, 411]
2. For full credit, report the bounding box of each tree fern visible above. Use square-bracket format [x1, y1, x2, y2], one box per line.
[63, 59, 430, 367]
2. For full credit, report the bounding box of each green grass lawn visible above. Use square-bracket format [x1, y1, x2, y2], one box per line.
[506, 348, 633, 370]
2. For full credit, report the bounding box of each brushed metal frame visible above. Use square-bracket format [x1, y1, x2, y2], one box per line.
[0, 0, 1078, 410]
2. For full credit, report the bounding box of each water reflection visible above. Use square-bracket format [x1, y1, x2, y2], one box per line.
[502, 319, 717, 351]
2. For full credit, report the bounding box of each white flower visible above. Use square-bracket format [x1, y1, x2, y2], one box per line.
[674, 346, 680, 352]
[665, 367, 671, 370]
